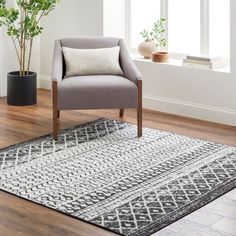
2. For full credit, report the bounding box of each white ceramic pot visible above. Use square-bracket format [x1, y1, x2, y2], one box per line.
[138, 41, 157, 59]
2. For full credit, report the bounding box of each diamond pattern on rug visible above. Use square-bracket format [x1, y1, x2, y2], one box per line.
[91, 152, 236, 235]
[0, 118, 127, 172]
[0, 118, 235, 236]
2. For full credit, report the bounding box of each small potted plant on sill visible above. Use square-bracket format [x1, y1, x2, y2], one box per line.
[139, 18, 168, 62]
[0, 0, 59, 106]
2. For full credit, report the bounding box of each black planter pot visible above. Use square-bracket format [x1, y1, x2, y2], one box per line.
[7, 71, 37, 106]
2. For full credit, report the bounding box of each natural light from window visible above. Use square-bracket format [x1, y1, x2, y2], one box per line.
[130, 0, 160, 48]
[103, 0, 230, 60]
[168, 0, 201, 55]
[209, 0, 230, 59]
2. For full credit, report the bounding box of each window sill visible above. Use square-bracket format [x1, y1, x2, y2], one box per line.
[131, 54, 230, 74]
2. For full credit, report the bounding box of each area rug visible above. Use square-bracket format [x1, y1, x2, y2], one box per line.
[0, 118, 236, 236]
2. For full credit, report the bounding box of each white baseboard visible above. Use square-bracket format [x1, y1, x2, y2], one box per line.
[37, 77, 41, 89]
[144, 94, 236, 126]
[39, 75, 51, 90]
[39, 76, 236, 126]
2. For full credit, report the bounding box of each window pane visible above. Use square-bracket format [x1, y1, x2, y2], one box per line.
[103, 0, 125, 38]
[168, 0, 200, 55]
[131, 0, 160, 48]
[209, 0, 230, 59]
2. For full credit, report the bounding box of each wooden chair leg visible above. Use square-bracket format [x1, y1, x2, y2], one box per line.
[52, 81, 58, 140]
[137, 80, 142, 137]
[57, 110, 60, 119]
[119, 109, 124, 117]
[53, 112, 58, 140]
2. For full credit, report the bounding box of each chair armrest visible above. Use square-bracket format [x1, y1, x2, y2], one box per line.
[119, 39, 142, 85]
[52, 40, 63, 84]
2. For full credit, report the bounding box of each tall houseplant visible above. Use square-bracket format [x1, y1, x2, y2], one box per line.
[138, 18, 167, 59]
[0, 0, 59, 105]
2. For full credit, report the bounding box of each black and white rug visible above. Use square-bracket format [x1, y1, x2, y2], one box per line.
[0, 118, 236, 236]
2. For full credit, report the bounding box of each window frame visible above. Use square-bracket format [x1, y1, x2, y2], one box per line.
[125, 0, 215, 59]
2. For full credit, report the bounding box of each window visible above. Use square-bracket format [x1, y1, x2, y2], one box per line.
[130, 0, 160, 48]
[209, 0, 230, 59]
[168, 0, 201, 55]
[103, 0, 230, 59]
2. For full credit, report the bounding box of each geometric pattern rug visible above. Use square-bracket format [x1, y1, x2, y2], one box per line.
[0, 118, 236, 236]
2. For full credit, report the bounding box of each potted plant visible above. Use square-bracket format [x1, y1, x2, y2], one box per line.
[138, 29, 157, 59]
[138, 18, 168, 61]
[0, 0, 59, 106]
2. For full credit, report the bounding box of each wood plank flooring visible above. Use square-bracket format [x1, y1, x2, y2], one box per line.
[0, 89, 235, 236]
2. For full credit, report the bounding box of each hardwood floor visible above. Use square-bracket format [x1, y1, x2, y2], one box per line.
[0, 89, 235, 236]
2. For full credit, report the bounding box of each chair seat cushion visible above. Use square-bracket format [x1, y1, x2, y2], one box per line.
[58, 75, 138, 110]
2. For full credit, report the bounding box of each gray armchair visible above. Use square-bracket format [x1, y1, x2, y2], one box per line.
[52, 37, 142, 139]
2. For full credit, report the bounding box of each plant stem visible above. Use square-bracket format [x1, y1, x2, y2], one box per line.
[19, 6, 24, 76]
[27, 38, 33, 75]
[11, 36, 20, 66]
[22, 7, 27, 76]
[37, 11, 45, 24]
[22, 37, 26, 76]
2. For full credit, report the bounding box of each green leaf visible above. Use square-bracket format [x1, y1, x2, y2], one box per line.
[0, 0, 59, 73]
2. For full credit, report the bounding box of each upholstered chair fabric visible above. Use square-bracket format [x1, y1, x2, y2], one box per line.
[52, 37, 141, 111]
[51, 37, 142, 140]
[58, 75, 137, 110]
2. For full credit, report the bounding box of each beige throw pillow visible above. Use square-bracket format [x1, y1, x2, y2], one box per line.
[62, 46, 124, 77]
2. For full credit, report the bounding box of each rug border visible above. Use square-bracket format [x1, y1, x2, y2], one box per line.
[0, 117, 122, 235]
[1, 176, 235, 236]
[1, 117, 235, 152]
[0, 118, 106, 152]
[0, 188, 122, 236]
[128, 179, 236, 236]
[1, 118, 236, 236]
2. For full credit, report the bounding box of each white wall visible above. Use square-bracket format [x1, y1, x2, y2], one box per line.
[103, 0, 125, 38]
[0, 30, 19, 96]
[0, 0, 19, 96]
[135, 60, 235, 126]
[40, 0, 104, 87]
[0, 29, 3, 96]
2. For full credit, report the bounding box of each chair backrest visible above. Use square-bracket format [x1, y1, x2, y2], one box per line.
[60, 37, 121, 77]
[60, 37, 120, 49]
